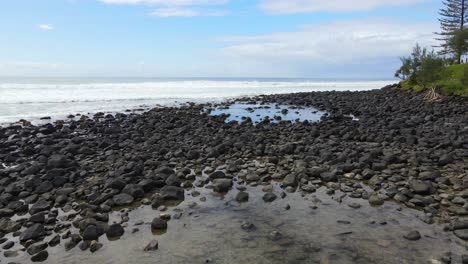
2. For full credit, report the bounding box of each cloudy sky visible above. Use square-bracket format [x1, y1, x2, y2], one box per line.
[0, 0, 441, 78]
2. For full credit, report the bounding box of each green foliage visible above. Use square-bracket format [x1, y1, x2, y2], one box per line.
[401, 64, 468, 96]
[436, 64, 468, 95]
[395, 44, 447, 87]
[440, 80, 467, 95]
[395, 44, 427, 82]
[394, 57, 411, 80]
[460, 63, 468, 85]
[416, 53, 445, 87]
[395, 1, 468, 96]
[446, 29, 468, 64]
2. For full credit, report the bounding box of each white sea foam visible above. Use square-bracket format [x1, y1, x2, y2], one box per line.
[0, 79, 394, 125]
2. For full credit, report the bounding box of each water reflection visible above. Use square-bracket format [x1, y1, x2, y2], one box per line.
[3, 182, 463, 264]
[208, 103, 326, 124]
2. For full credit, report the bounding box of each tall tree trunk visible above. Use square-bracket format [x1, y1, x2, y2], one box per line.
[460, 0, 465, 64]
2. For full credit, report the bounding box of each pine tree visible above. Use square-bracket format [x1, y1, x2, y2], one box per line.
[436, 0, 468, 64]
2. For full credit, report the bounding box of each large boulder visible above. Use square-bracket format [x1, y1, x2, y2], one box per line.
[0, 208, 15, 217]
[165, 175, 182, 187]
[209, 171, 227, 179]
[105, 179, 126, 190]
[122, 184, 144, 199]
[160, 186, 184, 201]
[263, 193, 277, 202]
[106, 224, 124, 239]
[82, 225, 104, 241]
[47, 155, 72, 169]
[29, 200, 51, 215]
[282, 174, 297, 187]
[112, 193, 134, 206]
[320, 172, 338, 182]
[213, 179, 233, 193]
[35, 181, 53, 194]
[31, 250, 49, 262]
[20, 224, 46, 242]
[0, 218, 21, 233]
[410, 180, 431, 195]
[151, 218, 167, 230]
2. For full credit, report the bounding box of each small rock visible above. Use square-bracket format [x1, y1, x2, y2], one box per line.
[212, 179, 233, 193]
[27, 242, 48, 255]
[4, 250, 18, 258]
[462, 255, 468, 264]
[241, 221, 255, 230]
[89, 240, 103, 253]
[151, 218, 168, 230]
[113, 193, 134, 206]
[144, 240, 159, 251]
[320, 172, 338, 182]
[454, 229, 468, 240]
[79, 241, 89, 251]
[31, 250, 48, 262]
[348, 203, 361, 209]
[410, 180, 431, 195]
[48, 235, 60, 247]
[236, 191, 249, 202]
[403, 231, 421, 241]
[282, 174, 297, 187]
[65, 240, 77, 251]
[82, 225, 101, 241]
[2, 241, 14, 249]
[263, 193, 277, 202]
[269, 231, 282, 241]
[368, 194, 384, 206]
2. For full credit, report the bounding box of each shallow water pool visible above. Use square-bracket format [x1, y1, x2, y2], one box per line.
[3, 181, 465, 264]
[208, 103, 326, 124]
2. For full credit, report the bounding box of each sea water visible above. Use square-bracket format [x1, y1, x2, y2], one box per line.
[0, 77, 394, 125]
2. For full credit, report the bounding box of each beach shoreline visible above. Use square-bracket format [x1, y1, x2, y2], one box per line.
[0, 86, 467, 263]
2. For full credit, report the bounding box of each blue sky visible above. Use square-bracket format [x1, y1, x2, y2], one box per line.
[0, 0, 442, 78]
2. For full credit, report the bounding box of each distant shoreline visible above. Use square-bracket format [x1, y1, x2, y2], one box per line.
[0, 79, 393, 126]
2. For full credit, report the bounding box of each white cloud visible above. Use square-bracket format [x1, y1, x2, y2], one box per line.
[259, 0, 426, 14]
[38, 24, 53, 31]
[151, 7, 199, 17]
[150, 7, 225, 17]
[99, 0, 227, 6]
[100, 0, 227, 17]
[216, 19, 438, 65]
[0, 61, 63, 70]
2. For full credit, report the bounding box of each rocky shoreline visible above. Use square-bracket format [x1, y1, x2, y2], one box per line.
[0, 86, 467, 263]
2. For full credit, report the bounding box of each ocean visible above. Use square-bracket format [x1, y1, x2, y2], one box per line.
[0, 77, 394, 125]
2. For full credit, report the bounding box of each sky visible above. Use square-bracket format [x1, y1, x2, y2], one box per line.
[0, 0, 443, 78]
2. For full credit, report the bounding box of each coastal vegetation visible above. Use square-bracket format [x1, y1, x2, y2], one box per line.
[396, 0, 468, 96]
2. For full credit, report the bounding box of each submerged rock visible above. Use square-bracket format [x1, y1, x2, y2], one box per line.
[31, 250, 48, 262]
[236, 191, 249, 202]
[151, 218, 168, 230]
[144, 240, 159, 251]
[454, 229, 468, 240]
[403, 231, 421, 241]
[263, 193, 277, 202]
[107, 223, 125, 238]
[368, 194, 384, 206]
[213, 179, 233, 193]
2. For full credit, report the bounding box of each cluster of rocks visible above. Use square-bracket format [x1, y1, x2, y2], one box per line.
[0, 86, 467, 262]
